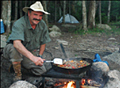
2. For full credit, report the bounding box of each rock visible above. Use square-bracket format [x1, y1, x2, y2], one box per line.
[25, 76, 43, 86]
[108, 38, 116, 41]
[108, 70, 120, 79]
[49, 31, 61, 37]
[96, 24, 111, 30]
[9, 81, 37, 88]
[49, 25, 61, 32]
[86, 62, 109, 79]
[49, 25, 62, 37]
[103, 51, 120, 65]
[56, 39, 68, 45]
[105, 47, 119, 52]
[104, 70, 120, 88]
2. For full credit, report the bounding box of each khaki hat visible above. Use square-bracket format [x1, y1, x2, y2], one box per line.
[23, 1, 50, 15]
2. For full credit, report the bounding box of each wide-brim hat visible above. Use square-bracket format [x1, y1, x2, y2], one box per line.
[23, 1, 50, 15]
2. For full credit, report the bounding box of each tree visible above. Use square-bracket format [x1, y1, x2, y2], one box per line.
[107, 0, 111, 23]
[62, 1, 66, 23]
[111, 1, 120, 22]
[42, 1, 49, 27]
[55, 1, 57, 23]
[88, 0, 96, 29]
[1, 0, 11, 35]
[68, 1, 71, 14]
[99, 1, 102, 24]
[58, 1, 62, 18]
[82, 1, 87, 31]
[19, 1, 23, 17]
[14, 0, 18, 20]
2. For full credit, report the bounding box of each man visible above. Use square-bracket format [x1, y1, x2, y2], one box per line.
[3, 1, 51, 81]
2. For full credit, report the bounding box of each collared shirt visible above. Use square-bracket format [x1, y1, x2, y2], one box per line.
[7, 14, 51, 51]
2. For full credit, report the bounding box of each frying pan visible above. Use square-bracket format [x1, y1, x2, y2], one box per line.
[51, 43, 93, 74]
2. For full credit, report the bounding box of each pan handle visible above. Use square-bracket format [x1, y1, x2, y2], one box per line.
[60, 43, 68, 58]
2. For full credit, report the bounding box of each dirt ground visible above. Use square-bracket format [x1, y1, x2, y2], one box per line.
[1, 23, 120, 88]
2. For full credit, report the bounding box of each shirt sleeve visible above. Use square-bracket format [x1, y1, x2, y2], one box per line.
[7, 20, 24, 43]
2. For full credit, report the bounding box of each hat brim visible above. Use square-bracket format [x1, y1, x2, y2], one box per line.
[23, 7, 50, 15]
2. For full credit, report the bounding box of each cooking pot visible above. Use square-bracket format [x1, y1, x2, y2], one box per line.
[51, 43, 93, 74]
[52, 57, 93, 74]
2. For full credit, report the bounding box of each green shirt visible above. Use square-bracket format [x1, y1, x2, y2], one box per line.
[7, 14, 51, 51]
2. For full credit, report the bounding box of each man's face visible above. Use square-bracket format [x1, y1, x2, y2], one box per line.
[28, 11, 43, 25]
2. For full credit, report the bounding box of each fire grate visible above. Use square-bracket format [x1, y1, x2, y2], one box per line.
[41, 68, 85, 79]
[39, 68, 85, 88]
[37, 68, 109, 88]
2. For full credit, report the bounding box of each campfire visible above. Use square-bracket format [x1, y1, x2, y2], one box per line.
[54, 80, 76, 88]
[38, 77, 104, 88]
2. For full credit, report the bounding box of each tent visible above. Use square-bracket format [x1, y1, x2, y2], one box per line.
[58, 14, 79, 23]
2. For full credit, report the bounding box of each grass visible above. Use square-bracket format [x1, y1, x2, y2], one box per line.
[49, 22, 120, 36]
[72, 27, 106, 35]
[70, 24, 120, 36]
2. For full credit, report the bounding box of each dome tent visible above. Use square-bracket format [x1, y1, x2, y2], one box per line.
[58, 14, 79, 23]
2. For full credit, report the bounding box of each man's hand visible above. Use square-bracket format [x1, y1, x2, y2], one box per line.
[31, 55, 45, 66]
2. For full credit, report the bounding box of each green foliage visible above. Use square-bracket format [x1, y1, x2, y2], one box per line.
[68, 23, 120, 36]
[101, 13, 108, 23]
[111, 1, 120, 21]
[95, 1, 120, 23]
[74, 29, 85, 35]
[109, 25, 120, 35]
[118, 16, 120, 21]
[73, 28, 105, 35]
[10, 1, 120, 23]
[71, 1, 82, 21]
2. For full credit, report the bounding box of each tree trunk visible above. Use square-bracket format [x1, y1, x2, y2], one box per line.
[107, 0, 111, 23]
[55, 1, 57, 23]
[82, 1, 87, 31]
[88, 0, 96, 29]
[42, 1, 49, 27]
[69, 1, 71, 14]
[24, 1, 27, 6]
[72, 2, 76, 14]
[0, 0, 2, 18]
[59, 7, 61, 17]
[99, 1, 102, 24]
[1, 0, 11, 35]
[15, 0, 18, 20]
[19, 1, 23, 17]
[63, 1, 66, 23]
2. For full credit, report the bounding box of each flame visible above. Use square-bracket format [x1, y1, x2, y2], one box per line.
[87, 79, 91, 84]
[81, 79, 85, 85]
[67, 81, 75, 88]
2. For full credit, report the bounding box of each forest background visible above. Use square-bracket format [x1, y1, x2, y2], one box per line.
[1, 1, 120, 35]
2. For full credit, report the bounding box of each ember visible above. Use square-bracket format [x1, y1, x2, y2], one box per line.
[80, 78, 101, 87]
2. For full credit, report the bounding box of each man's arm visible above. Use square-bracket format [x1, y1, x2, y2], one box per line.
[13, 40, 44, 66]
[39, 44, 46, 56]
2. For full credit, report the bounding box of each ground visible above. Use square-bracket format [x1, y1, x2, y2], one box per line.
[1, 23, 120, 88]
